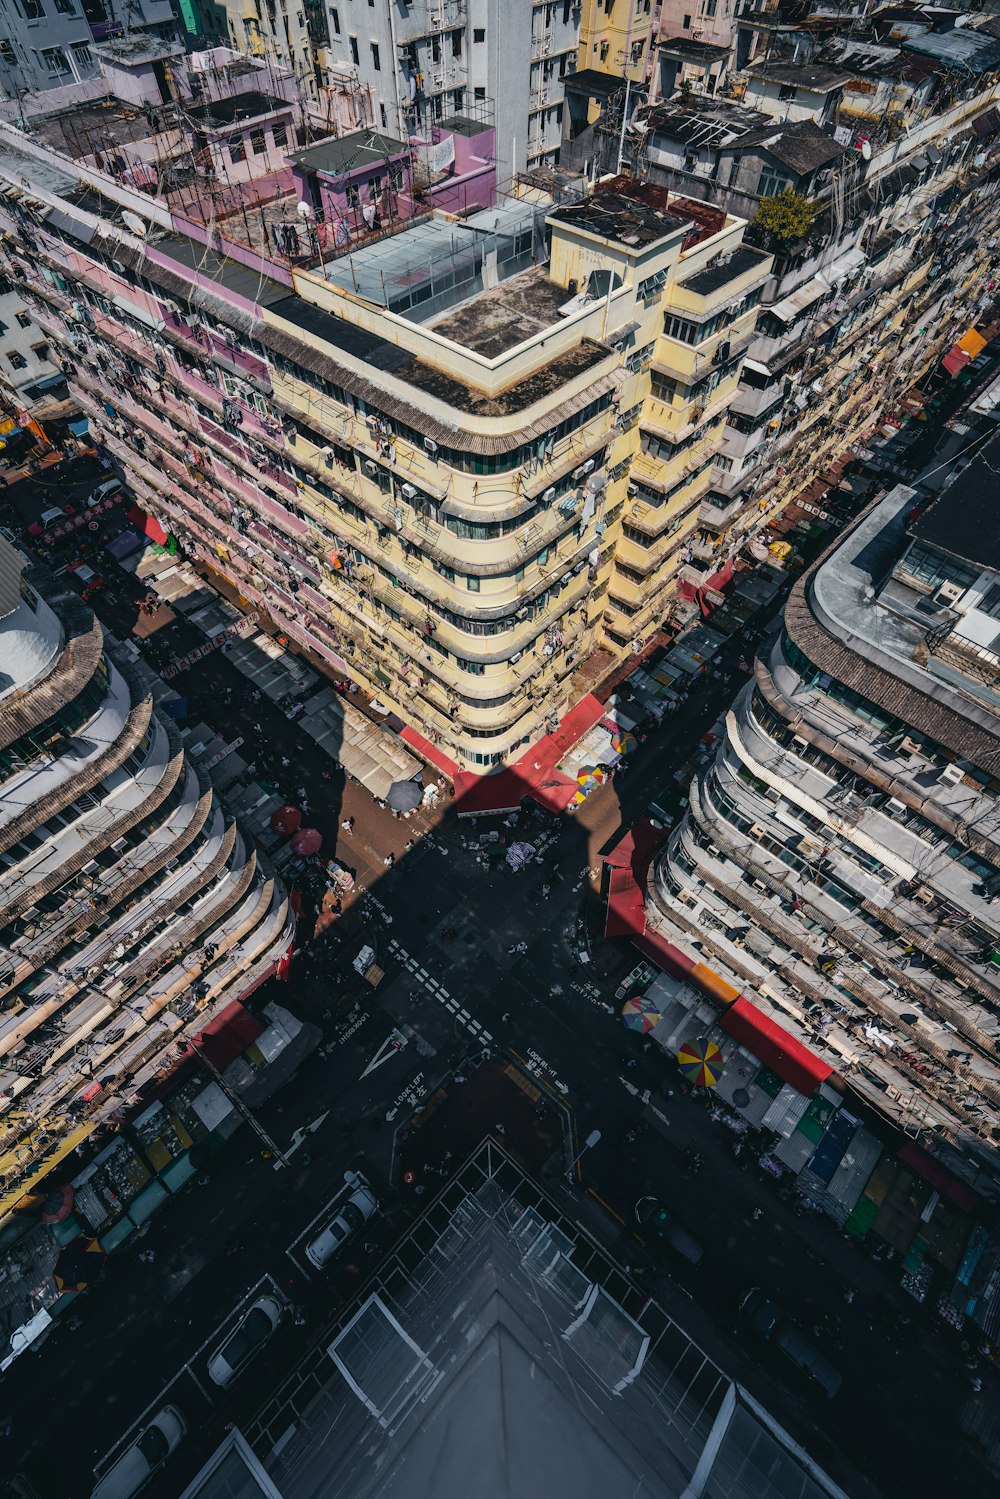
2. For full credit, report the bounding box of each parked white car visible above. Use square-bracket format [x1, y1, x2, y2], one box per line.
[85, 477, 124, 507]
[305, 1176, 377, 1271]
[91, 1407, 186, 1499]
[207, 1293, 283, 1387]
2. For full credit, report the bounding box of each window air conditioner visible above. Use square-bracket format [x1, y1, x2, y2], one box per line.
[886, 796, 907, 817]
[574, 459, 595, 480]
[320, 446, 333, 461]
[899, 735, 923, 757]
[792, 734, 808, 752]
[542, 487, 556, 503]
[749, 823, 767, 839]
[363, 460, 378, 475]
[935, 580, 964, 605]
[423, 437, 439, 455]
[939, 762, 965, 785]
[401, 483, 418, 498]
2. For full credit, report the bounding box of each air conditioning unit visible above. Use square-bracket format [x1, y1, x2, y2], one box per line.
[574, 458, 595, 480]
[363, 460, 378, 475]
[935, 580, 964, 604]
[939, 762, 965, 785]
[510, 651, 522, 663]
[886, 796, 907, 817]
[320, 446, 333, 461]
[792, 734, 808, 752]
[401, 483, 418, 498]
[899, 735, 923, 758]
[542, 487, 556, 503]
[423, 437, 439, 456]
[749, 823, 767, 840]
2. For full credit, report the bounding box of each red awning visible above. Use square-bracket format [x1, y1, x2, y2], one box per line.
[192, 1001, 265, 1069]
[606, 867, 646, 937]
[127, 503, 169, 546]
[897, 1141, 980, 1211]
[941, 346, 970, 378]
[719, 996, 831, 1095]
[632, 929, 696, 980]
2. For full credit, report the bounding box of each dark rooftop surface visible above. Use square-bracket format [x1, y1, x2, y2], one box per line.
[752, 62, 853, 90]
[551, 178, 688, 249]
[679, 243, 769, 295]
[269, 291, 612, 414]
[438, 113, 491, 138]
[643, 99, 770, 147]
[909, 429, 1000, 573]
[289, 130, 409, 177]
[29, 98, 165, 160]
[429, 266, 573, 357]
[156, 234, 290, 308]
[562, 67, 647, 100]
[728, 119, 847, 175]
[188, 91, 291, 128]
[657, 37, 730, 62]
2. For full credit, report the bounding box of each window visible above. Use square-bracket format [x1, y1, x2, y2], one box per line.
[349, 35, 359, 63]
[40, 46, 68, 74]
[474, 26, 485, 40]
[250, 129, 266, 154]
[431, 34, 441, 63]
[228, 135, 246, 163]
[380, 102, 387, 128]
[330, 5, 340, 32]
[757, 165, 790, 197]
[22, 0, 43, 17]
[0, 39, 15, 63]
[451, 28, 461, 56]
[272, 122, 287, 148]
[7, 351, 26, 369]
[453, 87, 464, 111]
[682, 12, 691, 26]
[371, 40, 380, 69]
[15, 310, 31, 329]
[978, 582, 1000, 619]
[69, 40, 92, 71]
[346, 184, 360, 208]
[54, 0, 74, 12]
[466, 576, 480, 592]
[778, 83, 797, 102]
[474, 85, 485, 100]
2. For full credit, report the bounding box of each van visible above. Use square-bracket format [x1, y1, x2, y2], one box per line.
[85, 477, 124, 507]
[739, 1288, 842, 1399]
[90, 1406, 186, 1499]
[26, 507, 67, 537]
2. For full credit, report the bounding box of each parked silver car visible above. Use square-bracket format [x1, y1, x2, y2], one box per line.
[207, 1293, 283, 1387]
[91, 1406, 186, 1499]
[305, 1177, 377, 1271]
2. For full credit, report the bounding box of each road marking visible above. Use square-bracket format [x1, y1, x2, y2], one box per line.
[378, 939, 487, 1041]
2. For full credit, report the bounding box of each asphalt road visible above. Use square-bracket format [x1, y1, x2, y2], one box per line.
[0, 471, 994, 1499]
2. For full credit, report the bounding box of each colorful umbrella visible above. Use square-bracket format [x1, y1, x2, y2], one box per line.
[621, 994, 662, 1034]
[612, 732, 637, 755]
[676, 1037, 725, 1088]
[40, 1183, 74, 1224]
[291, 827, 323, 857]
[270, 804, 302, 836]
[577, 765, 607, 785]
[53, 1235, 105, 1293]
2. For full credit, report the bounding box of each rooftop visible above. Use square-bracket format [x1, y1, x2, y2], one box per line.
[909, 429, 1000, 572]
[903, 26, 1000, 71]
[92, 36, 186, 66]
[750, 61, 854, 91]
[289, 129, 409, 178]
[27, 98, 167, 161]
[428, 265, 576, 356]
[152, 233, 291, 308]
[643, 99, 771, 150]
[657, 36, 731, 62]
[179, 1142, 853, 1499]
[679, 243, 770, 295]
[550, 178, 690, 249]
[187, 91, 291, 128]
[561, 67, 647, 101]
[727, 119, 848, 175]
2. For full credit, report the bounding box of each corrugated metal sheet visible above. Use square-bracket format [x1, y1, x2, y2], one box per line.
[774, 1129, 816, 1172]
[825, 1126, 884, 1213]
[0, 535, 23, 620]
[761, 1084, 810, 1137]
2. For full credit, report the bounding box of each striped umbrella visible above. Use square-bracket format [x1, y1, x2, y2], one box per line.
[621, 994, 661, 1034]
[676, 1037, 725, 1088]
[612, 732, 637, 755]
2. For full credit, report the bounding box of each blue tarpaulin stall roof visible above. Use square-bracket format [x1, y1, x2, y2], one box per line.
[69, 417, 90, 437]
[105, 530, 144, 561]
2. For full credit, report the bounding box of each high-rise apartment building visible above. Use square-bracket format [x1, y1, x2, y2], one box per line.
[0, 0, 177, 99]
[0, 45, 771, 776]
[216, 0, 581, 174]
[0, 536, 293, 1222]
[650, 435, 1000, 1193]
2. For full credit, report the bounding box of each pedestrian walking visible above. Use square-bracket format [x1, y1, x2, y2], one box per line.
[383, 852, 395, 867]
[341, 816, 355, 834]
